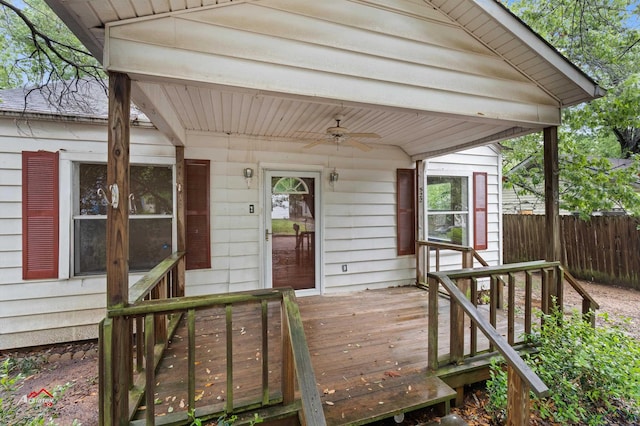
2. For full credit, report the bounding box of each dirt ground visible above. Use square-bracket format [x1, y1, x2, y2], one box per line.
[1, 279, 639, 426]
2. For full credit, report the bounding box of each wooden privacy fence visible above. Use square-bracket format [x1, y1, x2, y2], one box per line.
[503, 214, 640, 290]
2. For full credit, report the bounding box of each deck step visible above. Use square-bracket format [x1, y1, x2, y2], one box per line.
[322, 373, 456, 426]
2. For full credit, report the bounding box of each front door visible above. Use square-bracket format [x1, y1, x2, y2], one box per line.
[265, 171, 319, 293]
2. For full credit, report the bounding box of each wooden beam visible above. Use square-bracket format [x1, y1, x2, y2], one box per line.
[544, 126, 561, 262]
[176, 146, 186, 297]
[416, 160, 425, 284]
[106, 71, 131, 425]
[544, 126, 560, 307]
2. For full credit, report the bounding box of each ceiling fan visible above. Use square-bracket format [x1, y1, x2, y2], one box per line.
[303, 114, 381, 151]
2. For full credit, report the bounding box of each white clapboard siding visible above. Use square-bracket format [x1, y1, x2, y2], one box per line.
[424, 145, 502, 272]
[0, 116, 174, 350]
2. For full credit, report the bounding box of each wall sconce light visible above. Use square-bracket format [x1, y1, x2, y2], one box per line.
[329, 169, 339, 187]
[243, 167, 254, 188]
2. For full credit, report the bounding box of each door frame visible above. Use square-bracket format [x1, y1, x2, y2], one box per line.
[263, 168, 322, 296]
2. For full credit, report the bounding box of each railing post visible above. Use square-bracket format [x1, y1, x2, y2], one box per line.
[176, 146, 186, 298]
[105, 71, 131, 425]
[281, 298, 296, 405]
[507, 365, 530, 426]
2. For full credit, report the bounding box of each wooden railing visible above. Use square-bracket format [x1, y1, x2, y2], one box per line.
[417, 240, 507, 308]
[426, 261, 599, 425]
[99, 252, 325, 425]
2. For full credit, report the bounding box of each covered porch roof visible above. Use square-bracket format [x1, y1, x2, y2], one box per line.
[46, 0, 603, 160]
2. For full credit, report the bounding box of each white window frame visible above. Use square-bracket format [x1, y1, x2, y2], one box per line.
[59, 152, 176, 278]
[425, 173, 473, 247]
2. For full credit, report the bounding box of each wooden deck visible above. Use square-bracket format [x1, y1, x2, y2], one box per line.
[135, 286, 521, 425]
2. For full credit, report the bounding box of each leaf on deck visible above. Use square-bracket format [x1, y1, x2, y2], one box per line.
[384, 371, 401, 378]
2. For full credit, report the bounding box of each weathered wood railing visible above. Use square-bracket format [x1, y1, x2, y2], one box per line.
[426, 261, 599, 425]
[99, 252, 325, 425]
[417, 240, 507, 307]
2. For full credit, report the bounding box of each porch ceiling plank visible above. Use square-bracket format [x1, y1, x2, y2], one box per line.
[131, 81, 186, 145]
[107, 0, 138, 19]
[169, 0, 188, 12]
[149, 0, 171, 14]
[198, 87, 216, 132]
[184, 86, 206, 131]
[129, 0, 153, 16]
[86, 1, 121, 23]
[165, 85, 197, 130]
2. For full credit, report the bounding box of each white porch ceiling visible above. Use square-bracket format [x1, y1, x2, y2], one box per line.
[45, 0, 603, 160]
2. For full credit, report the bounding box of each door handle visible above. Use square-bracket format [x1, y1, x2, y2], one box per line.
[265, 229, 272, 241]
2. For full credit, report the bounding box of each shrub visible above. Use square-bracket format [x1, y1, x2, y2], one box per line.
[487, 308, 640, 425]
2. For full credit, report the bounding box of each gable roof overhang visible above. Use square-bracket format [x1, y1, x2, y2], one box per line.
[44, 0, 604, 161]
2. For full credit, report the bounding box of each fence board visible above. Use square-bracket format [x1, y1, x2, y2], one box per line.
[503, 215, 640, 290]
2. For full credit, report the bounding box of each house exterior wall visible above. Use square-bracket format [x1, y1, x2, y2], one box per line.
[0, 118, 502, 349]
[183, 132, 416, 296]
[425, 146, 503, 273]
[0, 116, 174, 350]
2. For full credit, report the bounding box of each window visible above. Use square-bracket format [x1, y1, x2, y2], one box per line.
[397, 169, 416, 255]
[427, 176, 468, 245]
[22, 151, 59, 279]
[73, 163, 173, 275]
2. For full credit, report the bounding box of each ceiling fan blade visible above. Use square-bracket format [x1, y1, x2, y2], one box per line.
[346, 132, 381, 139]
[303, 139, 329, 149]
[345, 139, 372, 151]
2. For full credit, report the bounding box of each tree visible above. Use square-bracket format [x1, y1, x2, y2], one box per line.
[503, 0, 640, 217]
[0, 0, 104, 102]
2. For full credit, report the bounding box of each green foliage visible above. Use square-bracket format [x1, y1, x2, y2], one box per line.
[487, 308, 640, 425]
[0, 0, 103, 89]
[0, 358, 77, 426]
[503, 0, 640, 218]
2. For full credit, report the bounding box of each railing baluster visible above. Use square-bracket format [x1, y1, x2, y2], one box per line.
[427, 276, 439, 370]
[435, 248, 441, 271]
[470, 277, 478, 357]
[556, 265, 564, 310]
[541, 268, 550, 316]
[261, 299, 269, 406]
[525, 271, 533, 336]
[226, 304, 234, 413]
[145, 313, 155, 424]
[136, 317, 143, 373]
[489, 275, 497, 352]
[188, 309, 196, 412]
[508, 273, 515, 345]
[450, 277, 466, 364]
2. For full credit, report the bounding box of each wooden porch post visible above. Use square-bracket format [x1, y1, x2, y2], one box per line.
[176, 146, 186, 297]
[544, 126, 560, 306]
[106, 71, 131, 425]
[416, 160, 425, 283]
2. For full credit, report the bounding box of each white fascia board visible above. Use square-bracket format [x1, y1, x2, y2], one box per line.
[473, 0, 605, 102]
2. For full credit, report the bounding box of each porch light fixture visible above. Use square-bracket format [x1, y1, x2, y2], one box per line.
[329, 169, 339, 186]
[243, 167, 254, 188]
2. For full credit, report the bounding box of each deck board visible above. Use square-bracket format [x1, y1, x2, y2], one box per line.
[137, 286, 521, 424]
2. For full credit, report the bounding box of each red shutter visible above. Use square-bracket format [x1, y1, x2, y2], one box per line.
[397, 168, 416, 256]
[185, 160, 211, 270]
[22, 151, 59, 279]
[473, 172, 488, 250]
